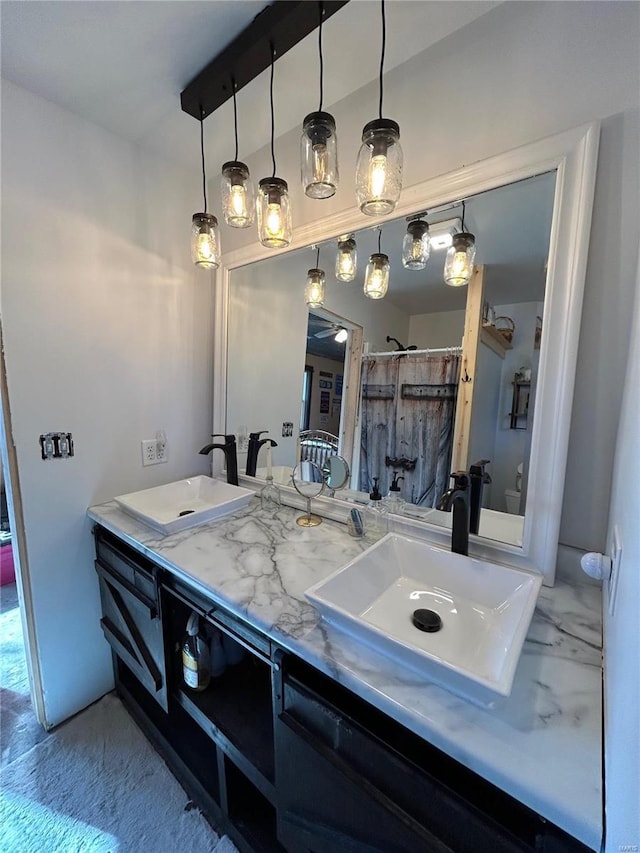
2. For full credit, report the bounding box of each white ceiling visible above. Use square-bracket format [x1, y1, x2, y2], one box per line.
[0, 0, 500, 171]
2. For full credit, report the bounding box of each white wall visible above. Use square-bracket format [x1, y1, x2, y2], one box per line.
[602, 256, 640, 852]
[0, 80, 215, 726]
[467, 342, 501, 507]
[227, 258, 309, 469]
[216, 0, 640, 555]
[490, 301, 542, 512]
[409, 309, 465, 350]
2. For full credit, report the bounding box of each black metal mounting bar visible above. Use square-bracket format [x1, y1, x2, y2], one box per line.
[181, 0, 350, 121]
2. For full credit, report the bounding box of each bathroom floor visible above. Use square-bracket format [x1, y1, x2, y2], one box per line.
[0, 580, 50, 767]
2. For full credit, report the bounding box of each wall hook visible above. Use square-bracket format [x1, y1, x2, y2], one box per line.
[461, 369, 472, 383]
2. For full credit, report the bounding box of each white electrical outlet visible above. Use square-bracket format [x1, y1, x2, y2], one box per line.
[141, 439, 157, 466]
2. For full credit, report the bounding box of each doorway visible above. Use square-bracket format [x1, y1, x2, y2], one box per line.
[0, 325, 46, 746]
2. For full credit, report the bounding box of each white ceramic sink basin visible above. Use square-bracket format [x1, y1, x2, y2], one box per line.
[305, 532, 542, 705]
[114, 476, 255, 535]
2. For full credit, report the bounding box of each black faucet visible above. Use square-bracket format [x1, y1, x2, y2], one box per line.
[245, 431, 278, 477]
[436, 472, 470, 556]
[199, 434, 238, 486]
[469, 459, 492, 536]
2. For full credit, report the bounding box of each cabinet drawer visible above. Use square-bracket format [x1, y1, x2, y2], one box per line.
[95, 528, 158, 605]
[96, 558, 167, 712]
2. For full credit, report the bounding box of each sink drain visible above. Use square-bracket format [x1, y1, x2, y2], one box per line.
[412, 609, 442, 633]
[178, 510, 195, 517]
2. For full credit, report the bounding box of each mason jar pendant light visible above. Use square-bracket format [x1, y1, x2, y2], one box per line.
[444, 201, 476, 286]
[335, 234, 357, 281]
[191, 111, 220, 269]
[402, 218, 431, 270]
[258, 45, 292, 248]
[305, 246, 326, 307]
[355, 0, 403, 216]
[221, 80, 255, 228]
[364, 229, 390, 299]
[301, 2, 339, 199]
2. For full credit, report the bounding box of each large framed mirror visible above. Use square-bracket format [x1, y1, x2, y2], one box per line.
[213, 122, 599, 585]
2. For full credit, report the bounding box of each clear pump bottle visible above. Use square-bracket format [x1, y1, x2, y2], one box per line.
[385, 472, 405, 515]
[366, 477, 388, 539]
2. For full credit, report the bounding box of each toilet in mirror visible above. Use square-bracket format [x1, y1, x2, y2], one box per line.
[214, 123, 599, 586]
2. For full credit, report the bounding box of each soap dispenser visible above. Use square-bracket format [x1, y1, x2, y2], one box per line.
[182, 612, 211, 692]
[366, 477, 388, 539]
[385, 472, 405, 515]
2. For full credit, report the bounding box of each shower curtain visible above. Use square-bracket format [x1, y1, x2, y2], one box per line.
[359, 353, 461, 506]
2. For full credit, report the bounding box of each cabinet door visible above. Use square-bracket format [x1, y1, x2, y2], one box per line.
[276, 712, 449, 853]
[95, 557, 167, 712]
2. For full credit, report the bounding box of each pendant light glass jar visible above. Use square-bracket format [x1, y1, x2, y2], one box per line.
[301, 112, 338, 199]
[221, 82, 254, 228]
[356, 119, 402, 215]
[301, 6, 338, 199]
[191, 113, 220, 269]
[355, 0, 403, 216]
[258, 46, 292, 249]
[222, 162, 254, 228]
[191, 213, 220, 269]
[364, 230, 389, 300]
[402, 219, 431, 270]
[335, 235, 357, 281]
[257, 178, 292, 249]
[305, 247, 325, 307]
[444, 202, 476, 286]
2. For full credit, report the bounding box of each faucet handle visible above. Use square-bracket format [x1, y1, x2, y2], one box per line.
[450, 471, 470, 489]
[249, 430, 269, 441]
[470, 459, 492, 483]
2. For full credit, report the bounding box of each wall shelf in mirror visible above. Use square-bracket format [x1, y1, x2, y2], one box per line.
[212, 122, 600, 586]
[481, 323, 514, 358]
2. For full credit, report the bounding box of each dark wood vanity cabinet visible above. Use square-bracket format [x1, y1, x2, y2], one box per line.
[93, 526, 595, 853]
[95, 527, 168, 711]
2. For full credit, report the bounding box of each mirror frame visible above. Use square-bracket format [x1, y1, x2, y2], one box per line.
[212, 122, 600, 585]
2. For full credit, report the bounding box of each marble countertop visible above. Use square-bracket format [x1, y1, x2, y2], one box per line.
[88, 498, 602, 850]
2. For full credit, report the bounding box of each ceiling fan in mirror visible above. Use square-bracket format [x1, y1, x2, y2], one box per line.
[309, 319, 347, 341]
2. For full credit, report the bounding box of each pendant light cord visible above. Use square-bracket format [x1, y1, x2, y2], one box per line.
[318, 1, 324, 112]
[316, 245, 320, 268]
[269, 44, 276, 178]
[200, 110, 208, 214]
[231, 79, 239, 162]
[377, 228, 382, 253]
[461, 199, 467, 231]
[379, 0, 386, 119]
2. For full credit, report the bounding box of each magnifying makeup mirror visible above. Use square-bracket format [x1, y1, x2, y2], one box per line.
[292, 461, 325, 527]
[322, 455, 350, 494]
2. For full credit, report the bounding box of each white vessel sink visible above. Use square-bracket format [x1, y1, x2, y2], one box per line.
[305, 532, 541, 705]
[114, 476, 255, 535]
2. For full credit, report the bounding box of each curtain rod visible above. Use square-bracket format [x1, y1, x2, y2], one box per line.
[362, 346, 462, 358]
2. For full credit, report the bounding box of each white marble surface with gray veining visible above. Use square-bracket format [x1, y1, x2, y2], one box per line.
[88, 498, 602, 850]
